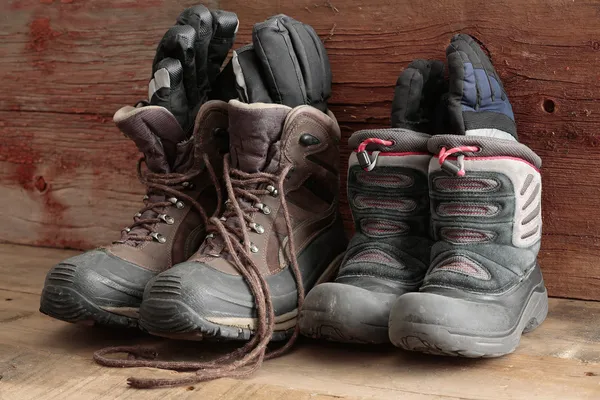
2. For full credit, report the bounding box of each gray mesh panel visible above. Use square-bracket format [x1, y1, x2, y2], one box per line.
[433, 176, 500, 193]
[360, 219, 409, 238]
[354, 170, 414, 188]
[437, 202, 500, 217]
[440, 227, 497, 244]
[432, 255, 491, 281]
[354, 195, 417, 212]
[348, 249, 401, 267]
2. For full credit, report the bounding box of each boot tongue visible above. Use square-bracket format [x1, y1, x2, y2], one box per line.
[228, 100, 291, 173]
[114, 105, 188, 173]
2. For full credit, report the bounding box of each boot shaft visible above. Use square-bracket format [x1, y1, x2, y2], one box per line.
[347, 129, 432, 239]
[107, 101, 230, 272]
[425, 135, 542, 290]
[334, 128, 433, 292]
[192, 100, 344, 276]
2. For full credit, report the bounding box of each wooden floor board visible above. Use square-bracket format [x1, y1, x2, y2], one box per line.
[0, 244, 599, 399]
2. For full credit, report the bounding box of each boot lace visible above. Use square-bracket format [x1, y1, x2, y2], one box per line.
[356, 138, 395, 171]
[94, 155, 304, 388]
[438, 146, 480, 176]
[117, 153, 221, 245]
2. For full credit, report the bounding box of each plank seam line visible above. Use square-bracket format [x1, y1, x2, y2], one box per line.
[0, 108, 113, 118]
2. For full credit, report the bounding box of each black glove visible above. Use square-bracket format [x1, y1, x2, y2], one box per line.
[391, 59, 447, 134]
[446, 33, 517, 140]
[148, 5, 238, 135]
[229, 14, 332, 113]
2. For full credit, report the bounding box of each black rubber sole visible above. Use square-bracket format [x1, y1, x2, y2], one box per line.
[140, 253, 345, 342]
[40, 285, 138, 328]
[299, 309, 389, 344]
[389, 288, 549, 358]
[139, 297, 295, 342]
[298, 282, 403, 344]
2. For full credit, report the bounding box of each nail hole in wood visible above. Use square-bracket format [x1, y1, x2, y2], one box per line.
[543, 99, 556, 113]
[34, 176, 48, 193]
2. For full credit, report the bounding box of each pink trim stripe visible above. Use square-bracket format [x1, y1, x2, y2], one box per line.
[352, 151, 430, 157]
[433, 155, 541, 172]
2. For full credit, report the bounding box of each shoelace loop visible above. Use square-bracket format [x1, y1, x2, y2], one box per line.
[356, 138, 395, 171]
[95, 155, 304, 388]
[438, 146, 480, 177]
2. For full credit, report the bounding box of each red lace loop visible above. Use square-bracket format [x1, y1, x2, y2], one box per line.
[438, 146, 480, 177]
[356, 138, 395, 171]
[357, 138, 395, 153]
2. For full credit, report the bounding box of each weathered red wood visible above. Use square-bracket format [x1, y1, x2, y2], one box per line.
[1, 0, 600, 300]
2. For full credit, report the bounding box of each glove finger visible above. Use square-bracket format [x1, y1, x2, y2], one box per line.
[207, 10, 238, 85]
[391, 62, 425, 129]
[153, 25, 199, 108]
[149, 57, 192, 134]
[252, 15, 331, 112]
[446, 46, 467, 134]
[391, 59, 445, 133]
[447, 34, 516, 138]
[252, 15, 305, 108]
[447, 35, 482, 113]
[232, 44, 273, 103]
[463, 36, 506, 99]
[280, 16, 331, 112]
[176, 5, 214, 104]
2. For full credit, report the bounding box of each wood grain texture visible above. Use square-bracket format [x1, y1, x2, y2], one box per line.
[1, 243, 600, 400]
[1, 0, 600, 299]
[0, 245, 600, 400]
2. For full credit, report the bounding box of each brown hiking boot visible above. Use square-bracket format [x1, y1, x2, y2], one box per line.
[39, 5, 238, 328]
[39, 101, 229, 327]
[138, 100, 347, 341]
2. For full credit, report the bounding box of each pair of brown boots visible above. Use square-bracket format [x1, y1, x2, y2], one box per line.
[40, 6, 346, 388]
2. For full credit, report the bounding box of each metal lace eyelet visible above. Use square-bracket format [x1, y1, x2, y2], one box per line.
[143, 195, 149, 201]
[134, 212, 142, 218]
[168, 197, 185, 209]
[249, 243, 259, 253]
[159, 214, 174, 225]
[182, 182, 194, 190]
[123, 227, 131, 233]
[206, 233, 214, 239]
[220, 216, 227, 222]
[255, 203, 271, 215]
[249, 222, 264, 234]
[150, 232, 166, 243]
[266, 185, 278, 197]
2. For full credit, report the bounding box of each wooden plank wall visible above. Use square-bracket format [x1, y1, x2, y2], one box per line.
[1, 0, 599, 300]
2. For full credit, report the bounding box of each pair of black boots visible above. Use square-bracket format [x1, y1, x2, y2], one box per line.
[299, 34, 548, 358]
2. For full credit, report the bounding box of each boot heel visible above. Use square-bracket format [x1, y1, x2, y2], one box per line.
[522, 289, 549, 334]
